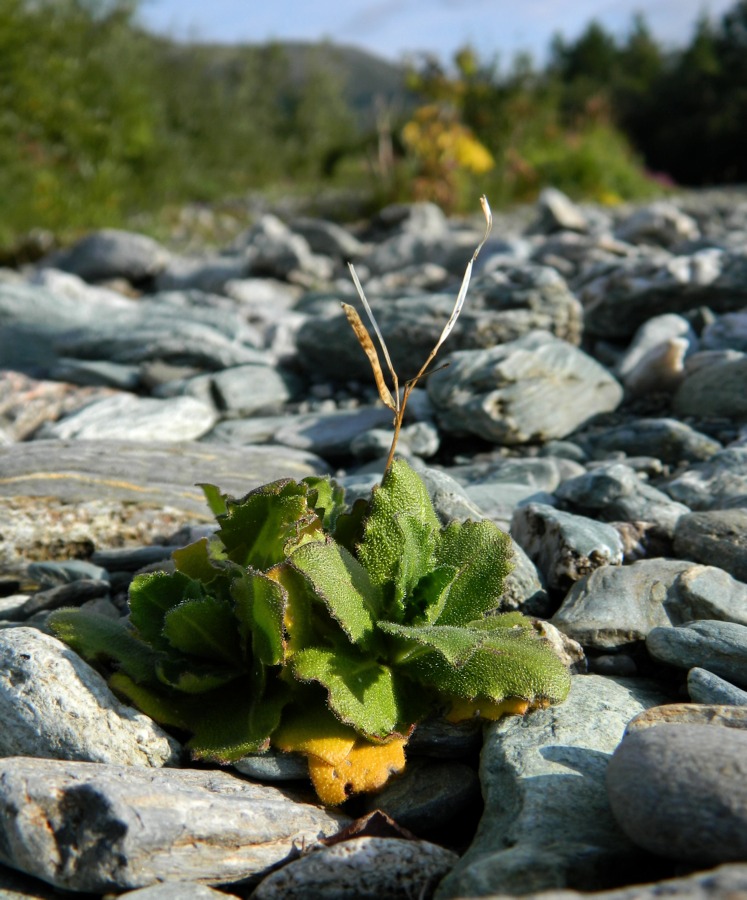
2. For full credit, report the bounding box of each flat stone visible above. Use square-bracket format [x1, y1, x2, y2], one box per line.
[428, 331, 622, 445]
[436, 675, 671, 898]
[579, 418, 720, 465]
[233, 750, 310, 782]
[183, 365, 297, 416]
[0, 628, 181, 766]
[606, 724, 747, 864]
[673, 564, 747, 626]
[664, 447, 747, 510]
[674, 509, 747, 581]
[0, 758, 349, 892]
[551, 559, 694, 651]
[273, 407, 393, 458]
[646, 620, 747, 688]
[38, 394, 217, 442]
[687, 667, 747, 705]
[252, 836, 458, 900]
[625, 702, 747, 733]
[511, 503, 623, 591]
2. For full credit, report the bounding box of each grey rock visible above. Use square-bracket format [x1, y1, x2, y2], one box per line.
[621, 337, 689, 396]
[407, 716, 483, 759]
[582, 249, 746, 340]
[580, 418, 720, 465]
[614, 202, 699, 247]
[120, 884, 241, 900]
[0, 757, 349, 892]
[428, 331, 623, 445]
[362, 759, 480, 835]
[625, 702, 747, 733]
[273, 406, 393, 458]
[90, 545, 178, 572]
[0, 862, 71, 899]
[464, 483, 558, 532]
[674, 509, 747, 581]
[232, 750, 309, 782]
[50, 357, 141, 390]
[673, 564, 747, 627]
[555, 463, 690, 536]
[253, 836, 457, 900]
[687, 667, 747, 705]
[184, 365, 297, 416]
[38, 394, 217, 442]
[615, 313, 696, 381]
[646, 620, 747, 688]
[673, 354, 747, 418]
[240, 214, 333, 282]
[27, 559, 109, 587]
[551, 559, 694, 651]
[511, 503, 623, 591]
[528, 187, 590, 234]
[417, 466, 486, 525]
[452, 455, 583, 492]
[606, 724, 747, 863]
[436, 675, 670, 898]
[154, 254, 247, 294]
[500, 541, 553, 617]
[701, 310, 747, 352]
[350, 421, 440, 460]
[664, 447, 747, 510]
[371, 201, 449, 237]
[474, 863, 747, 900]
[0, 628, 181, 766]
[290, 217, 366, 259]
[49, 228, 170, 282]
[14, 579, 110, 619]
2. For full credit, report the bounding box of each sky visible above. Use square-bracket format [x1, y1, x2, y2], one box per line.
[137, 0, 737, 65]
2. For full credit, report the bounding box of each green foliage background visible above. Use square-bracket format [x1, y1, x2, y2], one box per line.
[2, 0, 747, 245]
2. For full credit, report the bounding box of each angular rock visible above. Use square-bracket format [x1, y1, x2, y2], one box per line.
[511, 503, 623, 591]
[436, 675, 670, 898]
[646, 620, 747, 688]
[49, 228, 170, 283]
[687, 667, 747, 705]
[0, 757, 349, 892]
[0, 628, 181, 766]
[674, 509, 747, 581]
[551, 559, 693, 651]
[428, 331, 622, 445]
[528, 187, 590, 234]
[555, 463, 689, 536]
[606, 724, 747, 864]
[664, 447, 747, 510]
[253, 836, 457, 900]
[38, 394, 217, 442]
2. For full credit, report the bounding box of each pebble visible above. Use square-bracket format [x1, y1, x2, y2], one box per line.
[673, 509, 747, 581]
[646, 619, 747, 688]
[664, 446, 747, 510]
[606, 724, 747, 864]
[687, 667, 747, 705]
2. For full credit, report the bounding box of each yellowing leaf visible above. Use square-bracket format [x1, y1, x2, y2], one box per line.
[307, 736, 407, 806]
[445, 695, 530, 723]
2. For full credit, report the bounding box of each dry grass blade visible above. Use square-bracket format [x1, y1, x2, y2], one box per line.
[347, 262, 399, 396]
[342, 303, 397, 412]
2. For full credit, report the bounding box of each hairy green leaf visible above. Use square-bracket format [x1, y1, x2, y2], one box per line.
[216, 479, 321, 570]
[129, 571, 204, 651]
[162, 596, 243, 666]
[199, 482, 228, 517]
[290, 538, 382, 649]
[303, 475, 346, 531]
[232, 569, 286, 666]
[172, 537, 236, 592]
[331, 497, 369, 554]
[108, 672, 188, 729]
[48, 609, 158, 683]
[378, 620, 488, 666]
[292, 646, 400, 739]
[156, 657, 240, 693]
[431, 519, 513, 626]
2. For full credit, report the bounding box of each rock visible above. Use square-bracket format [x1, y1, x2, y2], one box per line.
[49, 229, 170, 283]
[119, 884, 241, 900]
[0, 862, 70, 900]
[555, 463, 690, 537]
[464, 483, 557, 532]
[621, 337, 689, 396]
[499, 541, 553, 617]
[290, 217, 366, 260]
[551, 559, 693, 651]
[27, 559, 109, 587]
[673, 354, 747, 418]
[362, 759, 480, 837]
[582, 249, 746, 340]
[673, 564, 747, 627]
[154, 255, 247, 294]
[625, 702, 747, 733]
[13, 578, 110, 619]
[183, 364, 297, 416]
[606, 724, 747, 864]
[50, 357, 142, 390]
[528, 188, 590, 234]
[511, 503, 623, 591]
[664, 447, 747, 510]
[579, 418, 720, 465]
[272, 406, 394, 458]
[406, 717, 483, 760]
[436, 675, 670, 898]
[646, 620, 747, 688]
[37, 394, 217, 442]
[615, 313, 697, 382]
[614, 202, 699, 247]
[252, 835, 457, 900]
[0, 757, 349, 892]
[239, 214, 333, 282]
[674, 509, 747, 581]
[232, 750, 310, 782]
[350, 421, 440, 460]
[687, 667, 747, 705]
[428, 331, 623, 445]
[0, 628, 181, 766]
[701, 310, 747, 352]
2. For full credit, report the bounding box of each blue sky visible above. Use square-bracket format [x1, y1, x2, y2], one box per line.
[138, 0, 736, 64]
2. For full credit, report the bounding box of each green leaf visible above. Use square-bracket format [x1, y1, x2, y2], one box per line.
[303, 475, 346, 531]
[216, 479, 321, 570]
[232, 569, 287, 666]
[378, 620, 488, 666]
[156, 657, 240, 694]
[187, 679, 289, 762]
[108, 672, 188, 729]
[431, 520, 513, 626]
[404, 627, 571, 705]
[162, 596, 243, 666]
[48, 609, 158, 684]
[292, 645, 401, 739]
[332, 497, 369, 554]
[172, 538, 235, 591]
[129, 570, 204, 651]
[403, 565, 457, 625]
[289, 538, 382, 649]
[199, 482, 228, 517]
[467, 612, 533, 631]
[357, 459, 440, 615]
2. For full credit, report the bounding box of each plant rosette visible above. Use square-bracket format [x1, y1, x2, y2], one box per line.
[50, 458, 571, 805]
